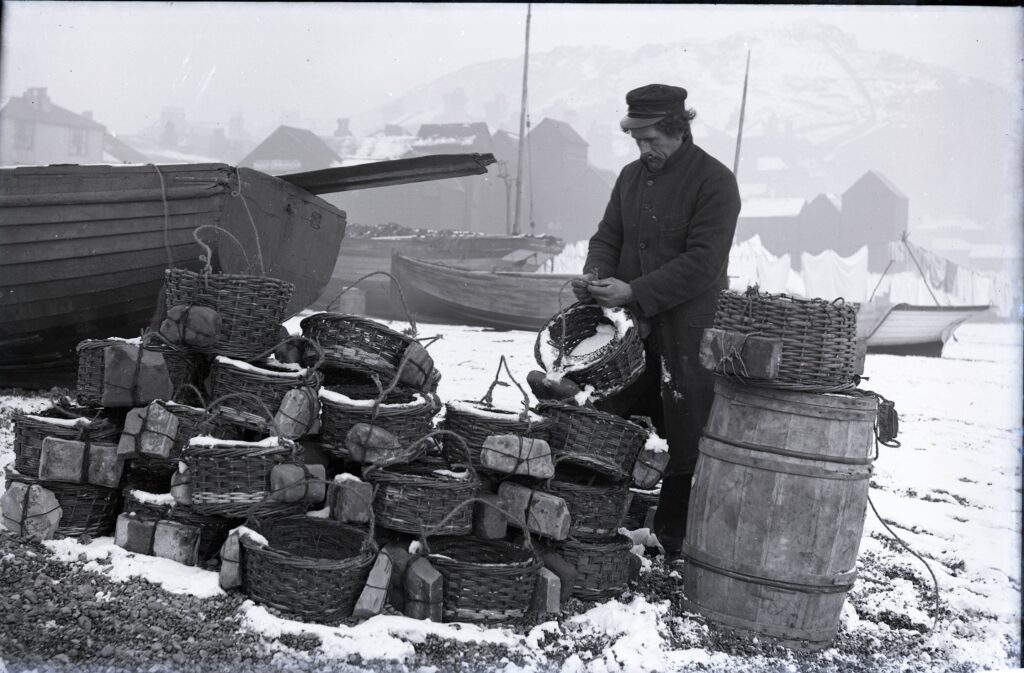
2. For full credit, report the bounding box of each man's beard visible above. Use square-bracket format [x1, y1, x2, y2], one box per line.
[643, 154, 664, 170]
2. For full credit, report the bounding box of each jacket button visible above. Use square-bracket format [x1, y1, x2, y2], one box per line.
[646, 179, 654, 186]
[639, 242, 648, 250]
[643, 203, 652, 211]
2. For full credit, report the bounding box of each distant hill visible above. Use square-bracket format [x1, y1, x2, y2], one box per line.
[351, 20, 1020, 236]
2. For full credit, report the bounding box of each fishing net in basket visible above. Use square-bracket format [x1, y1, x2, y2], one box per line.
[533, 303, 646, 401]
[712, 287, 859, 392]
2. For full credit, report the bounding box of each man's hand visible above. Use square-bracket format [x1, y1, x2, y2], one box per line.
[587, 278, 634, 307]
[571, 272, 597, 304]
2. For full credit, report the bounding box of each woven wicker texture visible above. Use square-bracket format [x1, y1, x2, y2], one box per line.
[208, 359, 322, 433]
[545, 465, 634, 540]
[713, 288, 859, 392]
[121, 488, 173, 520]
[320, 385, 435, 462]
[300, 313, 435, 390]
[241, 515, 375, 621]
[164, 268, 294, 360]
[439, 402, 551, 468]
[5, 470, 121, 537]
[427, 536, 543, 622]
[183, 438, 303, 519]
[537, 402, 646, 481]
[13, 408, 118, 478]
[553, 534, 639, 600]
[74, 339, 119, 407]
[364, 432, 480, 536]
[533, 304, 646, 401]
[140, 335, 211, 405]
[623, 488, 660, 530]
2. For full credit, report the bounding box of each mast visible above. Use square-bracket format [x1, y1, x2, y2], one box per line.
[512, 3, 532, 235]
[733, 50, 751, 178]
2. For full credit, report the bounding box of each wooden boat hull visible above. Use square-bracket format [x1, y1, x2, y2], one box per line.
[389, 254, 573, 331]
[857, 303, 989, 357]
[318, 235, 564, 316]
[0, 163, 347, 386]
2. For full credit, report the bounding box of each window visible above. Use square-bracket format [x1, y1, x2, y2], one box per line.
[70, 129, 88, 156]
[14, 120, 33, 149]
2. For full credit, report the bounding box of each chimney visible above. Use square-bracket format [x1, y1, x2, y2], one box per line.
[26, 87, 51, 113]
[334, 118, 352, 137]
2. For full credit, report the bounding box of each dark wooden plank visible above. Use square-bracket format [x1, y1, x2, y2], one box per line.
[279, 153, 496, 195]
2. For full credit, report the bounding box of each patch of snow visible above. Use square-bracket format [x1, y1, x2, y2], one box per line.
[319, 388, 427, 410]
[214, 356, 308, 378]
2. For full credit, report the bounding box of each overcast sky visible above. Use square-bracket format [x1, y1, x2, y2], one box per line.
[2, 2, 1021, 137]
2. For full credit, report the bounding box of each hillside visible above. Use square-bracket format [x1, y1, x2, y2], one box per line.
[351, 21, 1020, 234]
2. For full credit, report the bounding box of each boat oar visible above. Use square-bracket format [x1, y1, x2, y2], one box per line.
[278, 153, 497, 195]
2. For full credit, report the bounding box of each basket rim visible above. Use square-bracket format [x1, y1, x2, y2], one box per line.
[165, 267, 295, 288]
[536, 400, 646, 428]
[239, 515, 375, 565]
[300, 312, 417, 345]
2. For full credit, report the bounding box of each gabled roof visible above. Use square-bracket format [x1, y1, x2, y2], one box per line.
[239, 125, 342, 169]
[740, 197, 806, 219]
[528, 118, 587, 148]
[844, 170, 907, 200]
[1, 89, 105, 131]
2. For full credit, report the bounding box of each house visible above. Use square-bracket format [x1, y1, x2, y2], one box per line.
[103, 132, 150, 164]
[734, 197, 806, 261]
[237, 125, 343, 175]
[0, 87, 106, 166]
[841, 170, 909, 271]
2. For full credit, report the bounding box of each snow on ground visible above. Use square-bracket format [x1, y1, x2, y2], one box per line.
[1, 317, 1021, 672]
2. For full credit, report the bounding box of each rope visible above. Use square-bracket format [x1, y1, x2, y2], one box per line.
[867, 494, 941, 631]
[479, 355, 532, 423]
[191, 224, 253, 276]
[416, 496, 533, 554]
[232, 168, 266, 276]
[325, 270, 417, 336]
[151, 164, 173, 270]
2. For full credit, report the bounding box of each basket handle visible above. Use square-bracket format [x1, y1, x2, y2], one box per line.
[323, 271, 418, 337]
[203, 391, 289, 443]
[171, 383, 209, 410]
[243, 475, 379, 555]
[479, 355, 533, 424]
[415, 496, 535, 556]
[191, 224, 259, 276]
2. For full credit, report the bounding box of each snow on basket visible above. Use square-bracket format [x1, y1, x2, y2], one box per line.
[207, 356, 322, 434]
[319, 385, 436, 462]
[533, 304, 645, 401]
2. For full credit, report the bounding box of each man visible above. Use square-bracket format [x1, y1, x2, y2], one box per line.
[573, 83, 740, 560]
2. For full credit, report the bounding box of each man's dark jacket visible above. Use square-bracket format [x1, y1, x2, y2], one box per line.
[585, 136, 741, 477]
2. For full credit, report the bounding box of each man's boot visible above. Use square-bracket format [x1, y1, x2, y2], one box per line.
[653, 473, 693, 566]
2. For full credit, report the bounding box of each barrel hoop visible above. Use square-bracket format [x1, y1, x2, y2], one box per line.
[698, 437, 872, 481]
[679, 598, 838, 647]
[702, 429, 873, 467]
[680, 541, 858, 591]
[713, 382, 878, 421]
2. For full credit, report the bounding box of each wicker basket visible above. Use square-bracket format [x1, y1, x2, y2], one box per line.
[182, 436, 304, 519]
[164, 268, 294, 360]
[319, 385, 436, 462]
[208, 357, 322, 433]
[5, 469, 121, 538]
[537, 402, 647, 481]
[300, 313, 436, 392]
[623, 488, 660, 530]
[545, 466, 634, 540]
[241, 515, 376, 621]
[13, 407, 118, 478]
[427, 536, 543, 622]
[75, 339, 137, 407]
[439, 400, 551, 469]
[553, 534, 640, 600]
[713, 288, 859, 392]
[140, 337, 211, 405]
[122, 490, 243, 563]
[534, 304, 646, 401]
[364, 432, 480, 536]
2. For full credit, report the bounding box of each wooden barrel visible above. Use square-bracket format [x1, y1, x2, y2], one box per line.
[681, 378, 877, 650]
